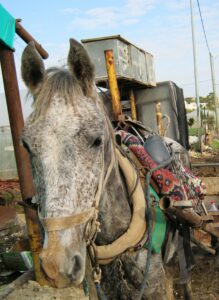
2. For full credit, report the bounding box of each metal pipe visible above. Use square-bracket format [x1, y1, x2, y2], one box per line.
[16, 20, 49, 59]
[104, 49, 122, 120]
[129, 89, 137, 120]
[209, 52, 219, 135]
[190, 0, 202, 152]
[0, 45, 48, 285]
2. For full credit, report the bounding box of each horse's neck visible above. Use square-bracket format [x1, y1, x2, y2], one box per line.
[97, 162, 132, 245]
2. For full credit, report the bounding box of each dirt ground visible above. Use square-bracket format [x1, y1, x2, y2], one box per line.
[2, 250, 219, 300]
[167, 249, 219, 300]
[0, 152, 219, 299]
[5, 281, 89, 300]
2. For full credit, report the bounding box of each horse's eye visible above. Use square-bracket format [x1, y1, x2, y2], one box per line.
[22, 140, 31, 153]
[91, 137, 102, 148]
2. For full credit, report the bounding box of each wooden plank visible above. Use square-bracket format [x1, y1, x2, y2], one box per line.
[209, 212, 219, 222]
[201, 177, 219, 195]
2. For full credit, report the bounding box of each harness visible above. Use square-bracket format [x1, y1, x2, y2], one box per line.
[90, 148, 147, 264]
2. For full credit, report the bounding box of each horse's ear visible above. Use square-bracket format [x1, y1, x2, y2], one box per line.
[21, 41, 45, 94]
[67, 39, 95, 96]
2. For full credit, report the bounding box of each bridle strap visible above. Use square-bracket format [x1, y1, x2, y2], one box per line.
[93, 141, 115, 209]
[41, 207, 96, 232]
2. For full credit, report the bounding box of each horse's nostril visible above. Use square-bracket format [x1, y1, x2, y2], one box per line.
[70, 254, 84, 283]
[72, 254, 83, 275]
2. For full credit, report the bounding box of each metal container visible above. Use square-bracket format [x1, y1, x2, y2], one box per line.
[82, 35, 156, 87]
[135, 81, 189, 149]
[143, 135, 171, 165]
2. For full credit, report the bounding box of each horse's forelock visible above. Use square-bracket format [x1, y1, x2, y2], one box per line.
[31, 67, 84, 120]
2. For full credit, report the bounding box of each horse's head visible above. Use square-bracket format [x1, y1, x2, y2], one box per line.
[21, 40, 110, 287]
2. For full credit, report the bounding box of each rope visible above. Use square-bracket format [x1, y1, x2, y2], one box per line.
[95, 283, 107, 300]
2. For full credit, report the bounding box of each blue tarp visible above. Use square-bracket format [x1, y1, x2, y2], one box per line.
[0, 4, 15, 50]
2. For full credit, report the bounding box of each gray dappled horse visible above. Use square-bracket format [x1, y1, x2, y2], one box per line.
[21, 40, 170, 299]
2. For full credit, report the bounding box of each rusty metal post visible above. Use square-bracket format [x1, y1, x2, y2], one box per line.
[0, 45, 48, 285]
[129, 89, 137, 121]
[104, 49, 122, 120]
[16, 20, 49, 59]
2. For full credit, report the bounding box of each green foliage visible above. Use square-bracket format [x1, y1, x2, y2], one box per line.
[205, 93, 215, 111]
[201, 109, 215, 130]
[185, 97, 195, 104]
[186, 108, 195, 113]
[189, 127, 205, 136]
[188, 118, 195, 127]
[186, 93, 216, 110]
[212, 139, 219, 150]
[200, 96, 207, 103]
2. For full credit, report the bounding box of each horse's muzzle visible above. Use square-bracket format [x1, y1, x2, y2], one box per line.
[39, 232, 85, 287]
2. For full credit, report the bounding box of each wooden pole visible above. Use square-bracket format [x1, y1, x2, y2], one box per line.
[104, 49, 122, 120]
[155, 102, 164, 136]
[129, 89, 137, 121]
[0, 45, 48, 285]
[16, 20, 49, 59]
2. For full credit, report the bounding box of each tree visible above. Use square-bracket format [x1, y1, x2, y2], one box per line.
[188, 117, 195, 127]
[206, 93, 215, 111]
[200, 96, 207, 103]
[185, 97, 195, 104]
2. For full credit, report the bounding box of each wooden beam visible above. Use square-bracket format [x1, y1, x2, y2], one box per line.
[201, 177, 219, 195]
[16, 20, 49, 59]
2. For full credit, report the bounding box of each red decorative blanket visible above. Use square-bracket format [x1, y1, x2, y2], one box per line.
[118, 131, 206, 201]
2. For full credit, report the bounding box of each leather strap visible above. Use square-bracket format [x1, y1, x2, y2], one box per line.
[41, 208, 96, 232]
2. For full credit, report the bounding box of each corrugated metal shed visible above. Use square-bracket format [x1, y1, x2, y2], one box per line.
[0, 126, 17, 179]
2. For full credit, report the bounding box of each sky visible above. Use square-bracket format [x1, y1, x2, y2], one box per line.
[0, 0, 219, 125]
